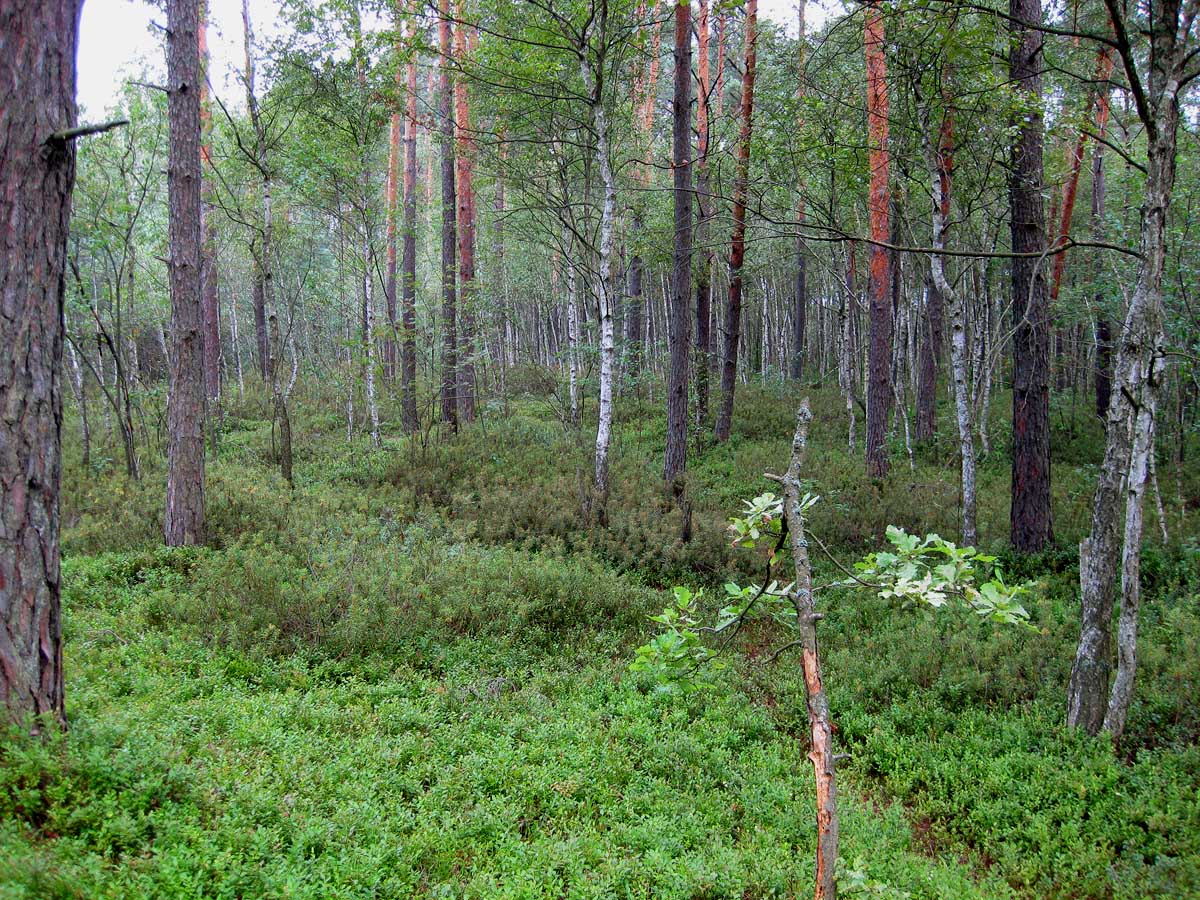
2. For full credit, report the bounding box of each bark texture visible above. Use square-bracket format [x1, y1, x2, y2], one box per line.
[0, 0, 80, 728]
[1008, 0, 1053, 552]
[1067, 0, 1183, 737]
[165, 0, 208, 547]
[863, 1, 892, 479]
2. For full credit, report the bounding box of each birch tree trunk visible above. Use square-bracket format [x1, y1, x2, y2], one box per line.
[1067, 0, 1188, 737]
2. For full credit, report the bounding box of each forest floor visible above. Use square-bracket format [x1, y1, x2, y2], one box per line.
[2, 380, 1198, 899]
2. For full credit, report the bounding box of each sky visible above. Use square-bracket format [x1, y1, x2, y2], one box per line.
[77, 0, 842, 118]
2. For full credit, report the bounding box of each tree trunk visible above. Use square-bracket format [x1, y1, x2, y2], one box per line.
[791, 0, 808, 382]
[455, 8, 477, 424]
[383, 7, 402, 384]
[694, 0, 712, 422]
[0, 0, 78, 728]
[1067, 0, 1181, 737]
[1008, 0, 1053, 552]
[714, 0, 757, 443]
[199, 1, 221, 423]
[580, 44, 617, 515]
[664, 0, 692, 486]
[439, 0, 458, 431]
[863, 1, 892, 480]
[165, 0, 208, 547]
[778, 400, 839, 900]
[926, 103, 976, 546]
[401, 19, 420, 433]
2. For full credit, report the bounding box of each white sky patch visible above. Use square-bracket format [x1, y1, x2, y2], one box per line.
[78, 0, 842, 118]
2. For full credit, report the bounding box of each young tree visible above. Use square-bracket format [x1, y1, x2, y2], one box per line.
[165, 0, 208, 547]
[0, 0, 82, 728]
[664, 0, 692, 486]
[1008, 0, 1053, 552]
[714, 0, 758, 443]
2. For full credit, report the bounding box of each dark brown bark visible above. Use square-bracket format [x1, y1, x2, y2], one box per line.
[0, 0, 79, 729]
[165, 0, 208, 547]
[438, 0, 458, 431]
[864, 1, 892, 479]
[664, 0, 692, 485]
[401, 21, 420, 433]
[1008, 0, 1053, 552]
[714, 0, 757, 443]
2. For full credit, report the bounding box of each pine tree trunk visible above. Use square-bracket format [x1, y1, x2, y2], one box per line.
[0, 0, 78, 728]
[863, 1, 892, 480]
[1008, 0, 1053, 552]
[165, 0, 208, 547]
[455, 8, 477, 424]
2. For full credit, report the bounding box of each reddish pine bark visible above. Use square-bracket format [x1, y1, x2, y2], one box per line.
[863, 1, 892, 479]
[438, 0, 458, 430]
[165, 0, 208, 546]
[455, 7, 477, 424]
[714, 0, 758, 443]
[0, 0, 79, 728]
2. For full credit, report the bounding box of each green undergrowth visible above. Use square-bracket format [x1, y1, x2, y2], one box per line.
[2, 551, 1014, 900]
[7, 379, 1198, 898]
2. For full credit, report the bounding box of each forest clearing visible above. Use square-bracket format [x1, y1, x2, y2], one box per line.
[2, 0, 1199, 898]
